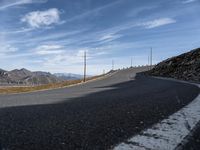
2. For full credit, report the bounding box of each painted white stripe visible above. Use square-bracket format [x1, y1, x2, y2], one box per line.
[114, 83, 200, 150]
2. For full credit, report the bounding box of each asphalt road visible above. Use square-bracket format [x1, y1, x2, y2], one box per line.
[0, 67, 199, 150]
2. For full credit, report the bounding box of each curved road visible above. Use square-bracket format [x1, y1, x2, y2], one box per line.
[0, 68, 199, 150]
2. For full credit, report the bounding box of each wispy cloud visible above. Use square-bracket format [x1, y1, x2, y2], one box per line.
[65, 0, 123, 23]
[22, 29, 86, 44]
[0, 35, 18, 55]
[70, 18, 176, 47]
[0, 0, 47, 10]
[0, 44, 18, 53]
[33, 44, 65, 55]
[41, 49, 86, 69]
[99, 33, 122, 42]
[138, 18, 176, 29]
[127, 5, 158, 17]
[0, 28, 34, 34]
[182, 0, 197, 4]
[34, 45, 109, 70]
[21, 8, 62, 28]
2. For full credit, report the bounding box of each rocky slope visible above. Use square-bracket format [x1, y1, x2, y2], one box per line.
[0, 68, 62, 85]
[148, 48, 200, 82]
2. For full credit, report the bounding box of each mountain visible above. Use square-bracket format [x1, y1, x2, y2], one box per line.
[0, 69, 6, 76]
[7, 68, 33, 81]
[54, 73, 84, 80]
[148, 48, 200, 82]
[0, 68, 62, 85]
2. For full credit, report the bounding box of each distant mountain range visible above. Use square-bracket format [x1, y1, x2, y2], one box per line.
[53, 73, 84, 80]
[0, 68, 84, 86]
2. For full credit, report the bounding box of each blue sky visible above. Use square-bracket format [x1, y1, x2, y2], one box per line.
[0, 0, 200, 74]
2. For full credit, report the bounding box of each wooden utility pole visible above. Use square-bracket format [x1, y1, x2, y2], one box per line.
[150, 47, 152, 70]
[131, 57, 133, 68]
[103, 69, 105, 75]
[83, 51, 86, 82]
[112, 60, 114, 70]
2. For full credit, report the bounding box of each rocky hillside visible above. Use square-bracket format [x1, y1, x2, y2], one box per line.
[148, 48, 200, 82]
[0, 68, 62, 85]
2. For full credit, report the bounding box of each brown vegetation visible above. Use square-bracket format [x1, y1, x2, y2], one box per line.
[0, 75, 104, 94]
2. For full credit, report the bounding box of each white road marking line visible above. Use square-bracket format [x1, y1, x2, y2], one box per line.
[114, 84, 200, 150]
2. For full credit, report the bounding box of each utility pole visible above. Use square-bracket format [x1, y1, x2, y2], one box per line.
[83, 51, 86, 82]
[112, 60, 114, 70]
[148, 55, 150, 70]
[150, 47, 153, 70]
[131, 57, 133, 68]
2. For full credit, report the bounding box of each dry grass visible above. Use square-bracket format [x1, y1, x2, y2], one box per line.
[0, 75, 103, 94]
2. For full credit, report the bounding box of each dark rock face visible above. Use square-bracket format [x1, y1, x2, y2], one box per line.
[0, 68, 62, 85]
[148, 48, 200, 82]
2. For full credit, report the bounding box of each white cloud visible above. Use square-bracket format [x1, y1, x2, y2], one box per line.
[0, 0, 47, 10]
[40, 47, 106, 69]
[21, 8, 61, 28]
[139, 18, 176, 29]
[34, 44, 65, 55]
[182, 0, 197, 4]
[42, 53, 83, 68]
[99, 33, 122, 42]
[0, 44, 18, 53]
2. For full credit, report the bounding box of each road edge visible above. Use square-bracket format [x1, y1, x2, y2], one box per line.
[113, 76, 200, 150]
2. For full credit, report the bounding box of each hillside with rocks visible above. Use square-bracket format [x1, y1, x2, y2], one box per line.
[0, 68, 62, 86]
[148, 48, 200, 82]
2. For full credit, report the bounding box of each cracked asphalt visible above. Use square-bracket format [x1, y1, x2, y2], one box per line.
[0, 67, 199, 150]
